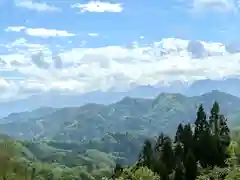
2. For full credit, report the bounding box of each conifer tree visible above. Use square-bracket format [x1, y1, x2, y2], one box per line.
[209, 101, 220, 135]
[140, 139, 154, 168]
[194, 104, 209, 163]
[184, 150, 197, 180]
[194, 104, 208, 139]
[158, 163, 169, 180]
[219, 115, 230, 137]
[197, 126, 212, 168]
[175, 123, 184, 143]
[155, 133, 166, 152]
[174, 162, 185, 180]
[154, 132, 168, 163]
[219, 114, 230, 147]
[182, 124, 193, 155]
[174, 143, 183, 163]
[160, 136, 175, 174]
[209, 102, 231, 166]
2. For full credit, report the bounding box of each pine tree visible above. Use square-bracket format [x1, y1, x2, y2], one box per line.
[182, 124, 193, 155]
[175, 123, 184, 143]
[208, 102, 231, 167]
[219, 115, 230, 137]
[194, 104, 208, 139]
[209, 101, 220, 135]
[140, 139, 154, 169]
[184, 150, 197, 180]
[160, 136, 175, 174]
[219, 114, 230, 147]
[174, 143, 183, 163]
[158, 163, 169, 180]
[197, 127, 213, 168]
[155, 133, 166, 152]
[174, 162, 185, 180]
[194, 104, 210, 163]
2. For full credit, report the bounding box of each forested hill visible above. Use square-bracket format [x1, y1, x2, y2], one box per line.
[113, 101, 237, 180]
[1, 101, 240, 179]
[1, 90, 240, 141]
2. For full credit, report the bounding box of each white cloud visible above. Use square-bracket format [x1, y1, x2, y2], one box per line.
[25, 28, 75, 37]
[5, 26, 26, 32]
[15, 0, 61, 12]
[5, 38, 49, 61]
[7, 38, 47, 50]
[0, 79, 18, 100]
[2, 38, 240, 100]
[71, 1, 123, 13]
[192, 0, 239, 12]
[18, 80, 48, 95]
[5, 26, 75, 38]
[88, 33, 99, 37]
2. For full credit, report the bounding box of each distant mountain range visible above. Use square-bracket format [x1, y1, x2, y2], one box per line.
[1, 90, 240, 141]
[1, 77, 240, 117]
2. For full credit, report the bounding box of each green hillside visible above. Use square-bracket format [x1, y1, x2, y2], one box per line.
[2, 100, 240, 179]
[1, 90, 240, 142]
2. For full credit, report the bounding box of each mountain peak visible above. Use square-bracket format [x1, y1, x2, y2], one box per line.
[117, 96, 136, 105]
[202, 90, 238, 98]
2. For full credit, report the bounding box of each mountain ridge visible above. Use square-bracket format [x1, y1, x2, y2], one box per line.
[1, 90, 240, 142]
[1, 78, 240, 117]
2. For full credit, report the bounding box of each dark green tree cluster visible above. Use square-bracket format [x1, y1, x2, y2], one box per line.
[136, 102, 231, 180]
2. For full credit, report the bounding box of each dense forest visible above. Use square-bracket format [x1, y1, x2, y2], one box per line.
[1, 101, 240, 179]
[113, 102, 237, 180]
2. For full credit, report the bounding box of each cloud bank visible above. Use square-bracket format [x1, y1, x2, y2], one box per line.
[1, 37, 240, 101]
[71, 1, 123, 13]
[5, 27, 75, 38]
[15, 0, 61, 12]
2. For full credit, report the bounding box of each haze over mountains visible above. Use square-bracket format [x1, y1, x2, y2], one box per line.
[1, 90, 240, 142]
[2, 37, 240, 117]
[0, 77, 240, 117]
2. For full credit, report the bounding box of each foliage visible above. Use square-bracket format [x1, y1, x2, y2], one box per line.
[1, 95, 240, 179]
[1, 91, 240, 142]
[115, 166, 160, 180]
[136, 102, 232, 180]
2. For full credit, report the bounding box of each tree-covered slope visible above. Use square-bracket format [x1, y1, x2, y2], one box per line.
[2, 101, 240, 179]
[1, 90, 240, 141]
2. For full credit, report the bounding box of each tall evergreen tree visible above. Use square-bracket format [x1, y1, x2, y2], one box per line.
[208, 102, 231, 166]
[160, 136, 175, 174]
[174, 143, 183, 163]
[194, 104, 210, 163]
[175, 123, 184, 143]
[219, 115, 230, 137]
[155, 133, 166, 153]
[184, 150, 197, 180]
[174, 162, 185, 180]
[194, 104, 208, 139]
[209, 101, 220, 135]
[140, 139, 154, 168]
[197, 127, 213, 167]
[158, 163, 169, 180]
[182, 124, 193, 155]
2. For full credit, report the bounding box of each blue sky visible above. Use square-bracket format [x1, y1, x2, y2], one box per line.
[0, 0, 240, 101]
[1, 0, 240, 46]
